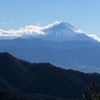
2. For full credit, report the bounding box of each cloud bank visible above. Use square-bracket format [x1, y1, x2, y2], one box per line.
[87, 34, 100, 42]
[0, 25, 44, 38]
[0, 22, 61, 39]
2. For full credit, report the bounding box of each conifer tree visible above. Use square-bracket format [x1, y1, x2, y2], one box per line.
[83, 81, 100, 100]
[10, 95, 16, 100]
[0, 90, 4, 100]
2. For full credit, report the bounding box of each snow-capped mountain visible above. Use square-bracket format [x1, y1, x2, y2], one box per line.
[0, 21, 100, 42]
[39, 22, 99, 42]
[43, 22, 84, 37]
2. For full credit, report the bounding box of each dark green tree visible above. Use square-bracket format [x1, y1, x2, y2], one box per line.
[83, 81, 100, 100]
[10, 95, 16, 100]
[0, 90, 4, 100]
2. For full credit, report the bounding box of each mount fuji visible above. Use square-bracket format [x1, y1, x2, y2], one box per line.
[27, 22, 100, 42]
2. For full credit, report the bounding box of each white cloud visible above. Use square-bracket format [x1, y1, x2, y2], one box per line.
[0, 21, 61, 39]
[86, 34, 100, 42]
[11, 22, 14, 24]
[42, 21, 61, 29]
[3, 22, 7, 25]
[3, 22, 14, 25]
[73, 29, 85, 33]
[37, 22, 41, 26]
[0, 25, 45, 39]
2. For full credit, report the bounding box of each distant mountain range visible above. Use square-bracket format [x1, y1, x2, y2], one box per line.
[1, 52, 100, 99]
[0, 38, 100, 72]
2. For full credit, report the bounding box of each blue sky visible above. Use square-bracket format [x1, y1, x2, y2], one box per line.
[0, 0, 100, 37]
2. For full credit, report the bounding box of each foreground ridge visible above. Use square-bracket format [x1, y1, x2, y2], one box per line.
[0, 52, 100, 99]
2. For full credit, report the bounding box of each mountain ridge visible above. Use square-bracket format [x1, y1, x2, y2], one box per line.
[1, 52, 100, 99]
[0, 38, 100, 72]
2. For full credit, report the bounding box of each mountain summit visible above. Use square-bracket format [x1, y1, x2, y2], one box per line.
[38, 22, 98, 42]
[43, 22, 84, 37]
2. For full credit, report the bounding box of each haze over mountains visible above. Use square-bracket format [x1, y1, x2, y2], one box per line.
[0, 22, 100, 73]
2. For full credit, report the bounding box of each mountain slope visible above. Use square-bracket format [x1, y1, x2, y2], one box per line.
[20, 63, 86, 98]
[41, 22, 98, 42]
[0, 52, 28, 88]
[1, 52, 100, 99]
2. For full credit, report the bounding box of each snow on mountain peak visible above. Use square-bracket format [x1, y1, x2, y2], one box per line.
[42, 21, 62, 29]
[73, 29, 85, 34]
[42, 22, 85, 37]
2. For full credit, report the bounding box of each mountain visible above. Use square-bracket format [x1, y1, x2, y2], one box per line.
[0, 52, 28, 88]
[43, 22, 81, 37]
[41, 22, 97, 42]
[1, 52, 100, 99]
